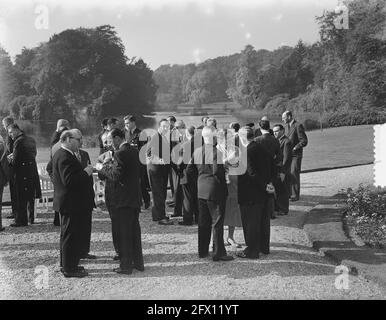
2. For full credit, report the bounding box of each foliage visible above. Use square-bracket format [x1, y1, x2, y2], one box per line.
[344, 184, 386, 247]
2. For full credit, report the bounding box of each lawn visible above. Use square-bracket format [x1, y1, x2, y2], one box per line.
[35, 125, 374, 171]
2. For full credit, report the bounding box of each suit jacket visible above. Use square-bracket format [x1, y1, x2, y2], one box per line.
[52, 148, 94, 213]
[125, 127, 142, 147]
[146, 132, 172, 172]
[0, 142, 9, 187]
[238, 141, 271, 205]
[286, 120, 308, 157]
[98, 143, 142, 210]
[186, 144, 228, 202]
[77, 149, 96, 209]
[278, 135, 292, 174]
[176, 137, 199, 185]
[255, 133, 283, 181]
[11, 133, 42, 199]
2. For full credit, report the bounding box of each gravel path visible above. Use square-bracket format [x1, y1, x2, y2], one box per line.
[0, 164, 384, 299]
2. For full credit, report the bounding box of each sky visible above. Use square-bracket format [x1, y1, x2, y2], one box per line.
[0, 0, 341, 70]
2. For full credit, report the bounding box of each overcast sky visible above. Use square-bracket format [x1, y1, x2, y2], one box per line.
[0, 0, 340, 70]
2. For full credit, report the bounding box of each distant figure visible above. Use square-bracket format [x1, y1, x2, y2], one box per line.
[186, 126, 233, 262]
[197, 116, 209, 130]
[147, 119, 173, 225]
[47, 119, 70, 226]
[97, 128, 144, 275]
[175, 125, 199, 225]
[237, 126, 273, 259]
[166, 116, 177, 208]
[124, 115, 151, 209]
[255, 116, 274, 137]
[282, 111, 308, 201]
[50, 119, 70, 146]
[273, 124, 292, 215]
[0, 136, 9, 232]
[97, 118, 109, 155]
[52, 129, 94, 278]
[206, 118, 217, 129]
[7, 124, 42, 227]
[1, 116, 17, 220]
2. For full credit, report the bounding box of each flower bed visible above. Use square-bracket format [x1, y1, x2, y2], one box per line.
[344, 184, 386, 248]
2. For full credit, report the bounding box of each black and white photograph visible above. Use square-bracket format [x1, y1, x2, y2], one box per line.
[0, 0, 386, 303]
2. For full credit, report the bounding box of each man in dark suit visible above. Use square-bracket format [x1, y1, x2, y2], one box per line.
[1, 116, 18, 220]
[174, 126, 199, 225]
[7, 124, 42, 227]
[273, 124, 293, 215]
[71, 129, 97, 260]
[237, 126, 273, 259]
[282, 111, 308, 201]
[52, 129, 94, 278]
[146, 119, 173, 225]
[97, 128, 144, 275]
[124, 115, 150, 209]
[186, 126, 233, 262]
[254, 119, 282, 219]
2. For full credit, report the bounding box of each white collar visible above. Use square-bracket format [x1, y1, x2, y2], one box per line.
[260, 129, 270, 135]
[119, 141, 128, 149]
[61, 146, 74, 155]
[289, 119, 295, 126]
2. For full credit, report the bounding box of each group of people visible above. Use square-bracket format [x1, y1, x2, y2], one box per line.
[0, 110, 308, 278]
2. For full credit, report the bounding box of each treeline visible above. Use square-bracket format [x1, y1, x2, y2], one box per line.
[153, 0, 386, 125]
[0, 25, 157, 126]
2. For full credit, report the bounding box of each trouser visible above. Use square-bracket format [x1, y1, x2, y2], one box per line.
[198, 199, 227, 259]
[172, 169, 183, 216]
[274, 174, 290, 214]
[15, 195, 35, 225]
[79, 210, 93, 257]
[290, 156, 302, 199]
[115, 207, 144, 270]
[60, 211, 82, 271]
[181, 182, 198, 224]
[168, 168, 175, 197]
[140, 164, 150, 205]
[54, 211, 60, 225]
[0, 185, 3, 228]
[148, 165, 170, 221]
[240, 198, 270, 256]
[107, 204, 120, 256]
[9, 176, 18, 217]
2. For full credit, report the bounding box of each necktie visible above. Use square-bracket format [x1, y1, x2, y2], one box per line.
[75, 152, 82, 163]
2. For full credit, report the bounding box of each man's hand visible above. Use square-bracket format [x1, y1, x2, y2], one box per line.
[84, 165, 94, 176]
[7, 153, 13, 163]
[279, 173, 285, 182]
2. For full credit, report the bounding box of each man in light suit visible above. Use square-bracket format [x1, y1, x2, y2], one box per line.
[97, 128, 144, 275]
[186, 126, 233, 262]
[282, 111, 308, 201]
[52, 129, 94, 278]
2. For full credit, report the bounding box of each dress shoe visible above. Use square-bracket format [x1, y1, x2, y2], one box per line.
[81, 254, 97, 259]
[113, 255, 120, 261]
[0, 227, 5, 232]
[10, 223, 27, 227]
[62, 270, 88, 278]
[133, 264, 145, 272]
[170, 213, 182, 218]
[158, 218, 173, 225]
[178, 221, 193, 226]
[236, 251, 259, 259]
[199, 253, 209, 258]
[113, 267, 132, 275]
[290, 197, 299, 202]
[213, 255, 234, 262]
[29, 220, 34, 225]
[226, 238, 242, 248]
[144, 202, 151, 210]
[6, 215, 15, 219]
[61, 266, 85, 273]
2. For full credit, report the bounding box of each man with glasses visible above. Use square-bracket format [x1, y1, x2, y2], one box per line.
[52, 129, 94, 278]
